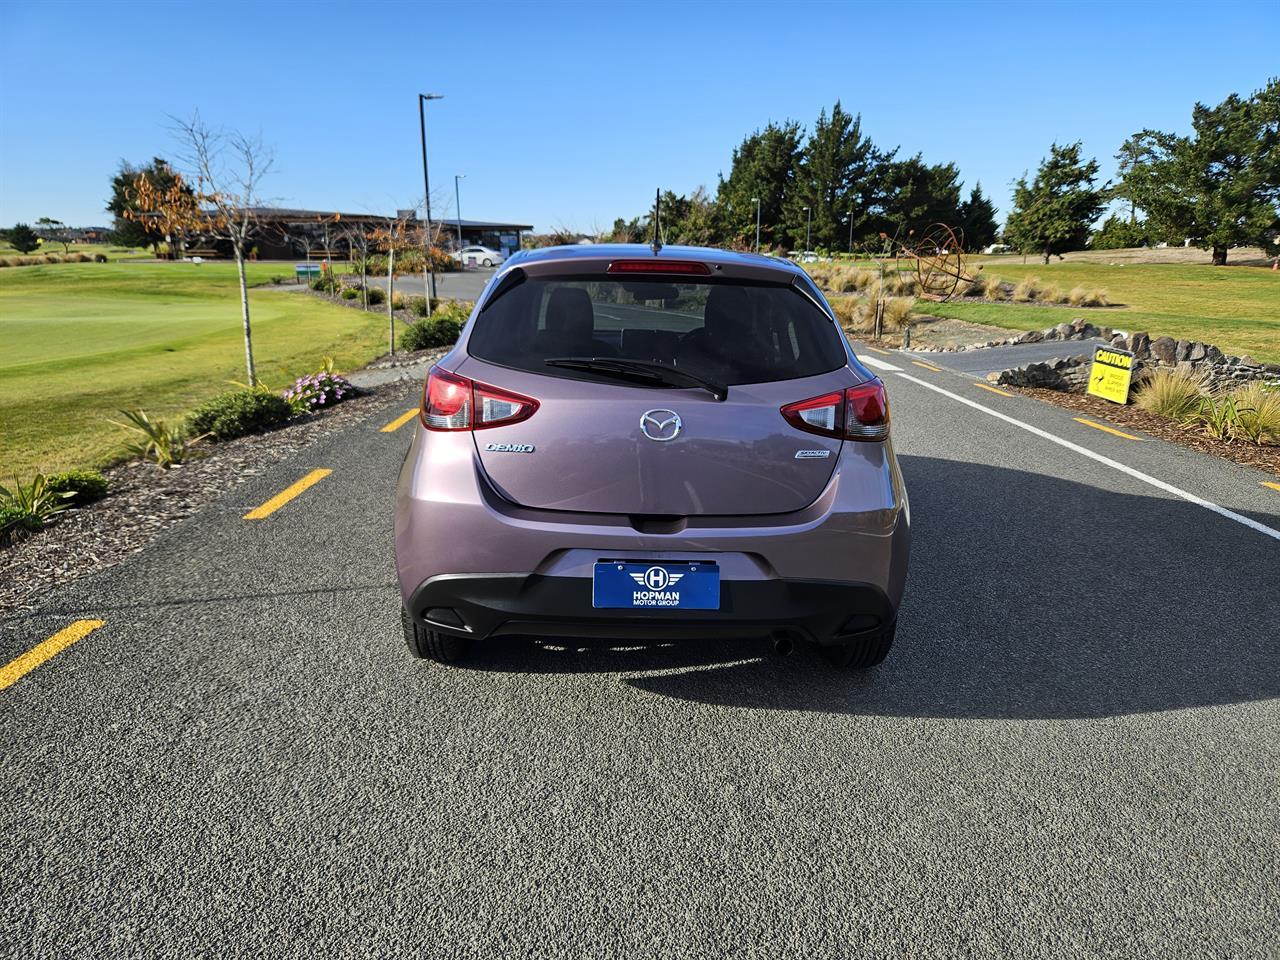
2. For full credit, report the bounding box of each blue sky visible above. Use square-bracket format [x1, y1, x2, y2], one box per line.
[1, 0, 1276, 232]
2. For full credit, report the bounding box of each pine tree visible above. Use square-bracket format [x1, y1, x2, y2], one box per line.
[1117, 79, 1280, 265]
[1005, 143, 1107, 264]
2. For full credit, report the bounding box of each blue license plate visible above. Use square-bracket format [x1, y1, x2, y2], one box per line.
[592, 561, 720, 610]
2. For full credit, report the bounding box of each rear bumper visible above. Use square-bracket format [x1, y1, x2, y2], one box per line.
[406, 573, 895, 646]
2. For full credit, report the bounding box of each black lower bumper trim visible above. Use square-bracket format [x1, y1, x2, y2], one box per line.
[407, 573, 895, 645]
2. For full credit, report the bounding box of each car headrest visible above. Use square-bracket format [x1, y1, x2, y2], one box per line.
[703, 285, 751, 340]
[546, 288, 595, 342]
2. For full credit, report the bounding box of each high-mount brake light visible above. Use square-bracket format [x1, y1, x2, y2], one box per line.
[421, 366, 539, 431]
[606, 260, 712, 276]
[780, 380, 889, 441]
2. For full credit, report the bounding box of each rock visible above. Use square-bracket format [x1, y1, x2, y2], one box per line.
[1150, 336, 1177, 363]
[1187, 342, 1207, 362]
[1071, 317, 1088, 333]
[1205, 344, 1224, 364]
[1081, 323, 1100, 339]
[1175, 339, 1192, 361]
[1238, 355, 1259, 368]
[1054, 322, 1074, 340]
[1043, 328, 1059, 341]
[1130, 332, 1151, 359]
[1111, 332, 1128, 348]
[1014, 330, 1044, 344]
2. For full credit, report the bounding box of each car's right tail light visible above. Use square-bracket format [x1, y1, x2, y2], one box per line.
[781, 380, 889, 441]
[421, 366, 539, 431]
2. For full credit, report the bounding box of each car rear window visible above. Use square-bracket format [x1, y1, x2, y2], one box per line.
[466, 277, 847, 386]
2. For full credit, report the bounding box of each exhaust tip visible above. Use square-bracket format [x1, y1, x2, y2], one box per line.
[771, 632, 795, 657]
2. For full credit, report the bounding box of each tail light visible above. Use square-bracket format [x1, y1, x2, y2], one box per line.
[781, 380, 889, 441]
[607, 259, 711, 276]
[421, 366, 539, 431]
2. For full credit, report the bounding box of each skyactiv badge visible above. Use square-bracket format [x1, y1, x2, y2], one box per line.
[1087, 345, 1135, 405]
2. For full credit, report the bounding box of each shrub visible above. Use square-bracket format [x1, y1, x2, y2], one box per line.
[882, 296, 916, 330]
[1082, 288, 1110, 307]
[1012, 277, 1040, 302]
[341, 286, 359, 300]
[400, 316, 464, 351]
[366, 286, 386, 306]
[0, 473, 73, 539]
[185, 390, 291, 442]
[0, 257, 14, 267]
[1037, 283, 1064, 304]
[110, 409, 195, 467]
[45, 469, 109, 506]
[980, 275, 1005, 300]
[391, 292, 408, 311]
[1135, 370, 1204, 419]
[1186, 394, 1247, 442]
[829, 296, 861, 328]
[282, 370, 356, 413]
[1229, 382, 1280, 445]
[1067, 285, 1089, 306]
[881, 271, 919, 296]
[309, 274, 340, 294]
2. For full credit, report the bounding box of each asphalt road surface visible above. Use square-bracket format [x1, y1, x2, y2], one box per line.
[905, 338, 1109, 377]
[372, 267, 495, 302]
[4, 344, 1279, 958]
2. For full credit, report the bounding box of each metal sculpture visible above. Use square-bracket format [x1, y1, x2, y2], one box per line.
[894, 223, 973, 300]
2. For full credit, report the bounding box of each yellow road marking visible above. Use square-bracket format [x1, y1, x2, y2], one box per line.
[1, 620, 105, 691]
[911, 360, 942, 372]
[864, 345, 894, 356]
[974, 383, 1013, 397]
[244, 469, 332, 520]
[380, 408, 419, 433]
[1262, 481, 1280, 493]
[1074, 417, 1142, 441]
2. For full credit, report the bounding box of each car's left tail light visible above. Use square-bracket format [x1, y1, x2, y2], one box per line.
[421, 366, 539, 431]
[781, 380, 889, 441]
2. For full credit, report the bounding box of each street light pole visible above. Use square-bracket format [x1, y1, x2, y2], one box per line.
[847, 211, 854, 254]
[418, 92, 443, 316]
[803, 206, 811, 253]
[454, 174, 465, 255]
[752, 197, 761, 253]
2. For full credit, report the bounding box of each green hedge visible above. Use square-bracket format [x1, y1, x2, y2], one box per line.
[186, 389, 292, 441]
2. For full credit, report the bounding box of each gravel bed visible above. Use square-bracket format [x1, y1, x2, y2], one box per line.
[0, 387, 411, 617]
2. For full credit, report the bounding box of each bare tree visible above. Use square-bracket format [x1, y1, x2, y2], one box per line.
[170, 112, 274, 387]
[337, 220, 373, 309]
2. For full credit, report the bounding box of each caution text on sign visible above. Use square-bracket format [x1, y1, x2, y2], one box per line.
[1086, 345, 1135, 404]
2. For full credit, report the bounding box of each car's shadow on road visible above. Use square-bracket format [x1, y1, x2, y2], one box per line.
[474, 455, 1280, 720]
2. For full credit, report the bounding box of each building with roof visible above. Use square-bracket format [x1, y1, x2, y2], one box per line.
[230, 208, 532, 260]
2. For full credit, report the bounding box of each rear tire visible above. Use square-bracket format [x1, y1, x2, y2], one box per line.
[401, 605, 472, 664]
[822, 620, 896, 669]
[482, 258, 493, 267]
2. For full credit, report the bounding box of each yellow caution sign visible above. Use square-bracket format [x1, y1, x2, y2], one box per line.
[1086, 345, 1134, 404]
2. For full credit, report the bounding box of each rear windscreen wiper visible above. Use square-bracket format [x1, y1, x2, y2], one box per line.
[545, 357, 727, 401]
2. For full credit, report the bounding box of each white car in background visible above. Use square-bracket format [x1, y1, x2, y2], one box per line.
[453, 245, 506, 267]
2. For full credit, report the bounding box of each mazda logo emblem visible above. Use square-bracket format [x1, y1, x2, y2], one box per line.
[639, 409, 682, 442]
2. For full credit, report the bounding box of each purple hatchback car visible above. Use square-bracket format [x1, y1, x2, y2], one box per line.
[395, 245, 909, 667]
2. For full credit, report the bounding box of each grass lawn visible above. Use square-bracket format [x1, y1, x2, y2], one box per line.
[915, 260, 1280, 364]
[1, 260, 387, 477]
[0, 241, 153, 262]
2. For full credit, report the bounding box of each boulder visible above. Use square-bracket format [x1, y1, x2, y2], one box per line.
[1150, 336, 1178, 363]
[1187, 342, 1207, 362]
[1130, 332, 1151, 359]
[1175, 339, 1192, 361]
[1205, 344, 1224, 364]
[1054, 322, 1074, 340]
[1014, 329, 1044, 344]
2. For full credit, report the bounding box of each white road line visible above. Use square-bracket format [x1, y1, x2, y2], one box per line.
[893, 371, 1280, 543]
[860, 356, 903, 372]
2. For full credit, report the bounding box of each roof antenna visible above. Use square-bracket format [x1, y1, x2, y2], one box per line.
[650, 187, 662, 255]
